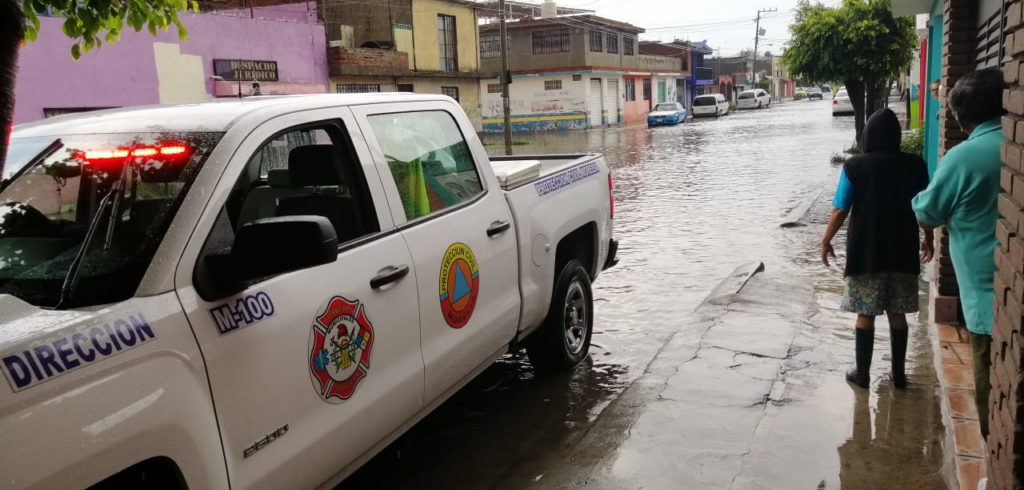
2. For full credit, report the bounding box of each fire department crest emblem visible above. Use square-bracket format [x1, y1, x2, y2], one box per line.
[308, 296, 374, 403]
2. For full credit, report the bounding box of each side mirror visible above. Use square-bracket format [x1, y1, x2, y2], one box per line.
[203, 216, 338, 298]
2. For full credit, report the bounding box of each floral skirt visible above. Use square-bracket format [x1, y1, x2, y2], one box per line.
[841, 272, 920, 316]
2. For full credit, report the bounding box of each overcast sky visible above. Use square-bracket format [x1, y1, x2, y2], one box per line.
[554, 0, 843, 57]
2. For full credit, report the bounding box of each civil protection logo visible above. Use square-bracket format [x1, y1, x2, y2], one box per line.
[308, 296, 374, 403]
[438, 242, 480, 329]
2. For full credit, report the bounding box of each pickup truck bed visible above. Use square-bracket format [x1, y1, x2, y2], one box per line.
[489, 154, 602, 190]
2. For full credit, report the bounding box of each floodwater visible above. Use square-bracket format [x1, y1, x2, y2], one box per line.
[340, 100, 947, 489]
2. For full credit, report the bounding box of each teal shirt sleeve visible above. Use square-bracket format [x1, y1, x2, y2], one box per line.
[832, 169, 853, 211]
[912, 158, 960, 226]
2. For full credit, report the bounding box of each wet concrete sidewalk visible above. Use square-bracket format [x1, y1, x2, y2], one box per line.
[499, 267, 948, 490]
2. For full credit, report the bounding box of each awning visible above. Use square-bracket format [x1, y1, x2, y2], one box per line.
[890, 0, 932, 17]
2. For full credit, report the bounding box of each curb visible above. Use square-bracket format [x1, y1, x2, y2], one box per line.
[696, 261, 766, 311]
[780, 187, 824, 228]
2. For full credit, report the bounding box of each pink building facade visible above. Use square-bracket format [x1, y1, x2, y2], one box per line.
[13, 3, 328, 125]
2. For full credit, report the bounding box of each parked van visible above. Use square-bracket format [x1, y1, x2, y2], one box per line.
[691, 94, 729, 117]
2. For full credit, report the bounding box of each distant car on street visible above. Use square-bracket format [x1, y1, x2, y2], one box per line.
[647, 102, 687, 126]
[821, 84, 832, 94]
[737, 89, 771, 109]
[833, 88, 855, 116]
[691, 94, 729, 117]
[807, 88, 823, 100]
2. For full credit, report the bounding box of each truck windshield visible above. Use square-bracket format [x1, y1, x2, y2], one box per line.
[0, 132, 222, 308]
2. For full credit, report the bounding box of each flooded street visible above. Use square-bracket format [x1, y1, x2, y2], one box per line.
[340, 100, 947, 489]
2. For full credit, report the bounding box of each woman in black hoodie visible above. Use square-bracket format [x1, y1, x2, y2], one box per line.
[820, 108, 931, 389]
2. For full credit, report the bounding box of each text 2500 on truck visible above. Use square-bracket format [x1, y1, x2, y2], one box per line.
[0, 94, 617, 488]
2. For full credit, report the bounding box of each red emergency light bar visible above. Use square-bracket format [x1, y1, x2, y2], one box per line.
[80, 144, 191, 162]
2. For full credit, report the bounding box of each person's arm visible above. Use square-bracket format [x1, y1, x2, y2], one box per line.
[822, 169, 853, 267]
[921, 226, 935, 263]
[912, 159, 960, 230]
[822, 208, 849, 266]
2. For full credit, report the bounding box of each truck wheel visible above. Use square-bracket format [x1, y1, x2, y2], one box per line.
[527, 259, 593, 372]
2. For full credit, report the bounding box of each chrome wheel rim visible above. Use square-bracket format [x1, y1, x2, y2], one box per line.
[564, 281, 587, 355]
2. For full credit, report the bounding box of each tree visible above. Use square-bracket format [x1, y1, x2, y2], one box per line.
[783, 0, 916, 147]
[0, 0, 195, 177]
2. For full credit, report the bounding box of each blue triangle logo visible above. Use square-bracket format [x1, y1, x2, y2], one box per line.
[452, 268, 471, 303]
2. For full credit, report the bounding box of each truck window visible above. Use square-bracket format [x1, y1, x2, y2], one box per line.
[0, 132, 222, 308]
[252, 128, 334, 178]
[366, 111, 483, 221]
[220, 121, 379, 252]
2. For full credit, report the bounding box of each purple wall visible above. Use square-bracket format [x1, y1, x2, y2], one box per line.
[13, 4, 328, 124]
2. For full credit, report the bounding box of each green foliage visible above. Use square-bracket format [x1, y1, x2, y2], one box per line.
[794, 92, 807, 100]
[757, 79, 771, 91]
[783, 0, 917, 86]
[21, 0, 197, 59]
[900, 128, 923, 155]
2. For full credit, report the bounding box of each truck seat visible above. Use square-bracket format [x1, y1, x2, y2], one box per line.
[236, 169, 309, 227]
[275, 145, 366, 243]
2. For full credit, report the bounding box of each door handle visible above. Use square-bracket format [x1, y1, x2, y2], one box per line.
[486, 220, 511, 237]
[370, 264, 410, 289]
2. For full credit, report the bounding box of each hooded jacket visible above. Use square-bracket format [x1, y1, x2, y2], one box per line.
[843, 109, 929, 276]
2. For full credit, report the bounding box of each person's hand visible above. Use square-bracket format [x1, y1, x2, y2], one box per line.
[821, 241, 836, 267]
[921, 238, 934, 264]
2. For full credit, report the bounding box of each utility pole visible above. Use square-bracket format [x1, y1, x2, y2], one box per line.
[498, 0, 513, 155]
[752, 8, 775, 86]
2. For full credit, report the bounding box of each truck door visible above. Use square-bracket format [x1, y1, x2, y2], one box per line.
[174, 109, 423, 489]
[352, 102, 520, 401]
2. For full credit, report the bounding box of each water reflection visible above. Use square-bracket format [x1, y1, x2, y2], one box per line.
[838, 384, 945, 490]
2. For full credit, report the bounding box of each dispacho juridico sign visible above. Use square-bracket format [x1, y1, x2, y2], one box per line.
[213, 59, 279, 82]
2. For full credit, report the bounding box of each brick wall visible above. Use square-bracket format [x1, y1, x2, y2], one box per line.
[932, 0, 979, 325]
[993, 1, 1024, 488]
[327, 46, 410, 77]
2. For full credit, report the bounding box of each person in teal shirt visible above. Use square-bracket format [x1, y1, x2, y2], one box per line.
[912, 68, 1006, 437]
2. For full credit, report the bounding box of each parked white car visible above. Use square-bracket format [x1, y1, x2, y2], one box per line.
[691, 94, 730, 117]
[833, 88, 855, 116]
[0, 93, 617, 488]
[737, 89, 771, 109]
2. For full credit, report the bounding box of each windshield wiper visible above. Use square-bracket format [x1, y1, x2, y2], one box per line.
[0, 139, 63, 193]
[54, 155, 132, 309]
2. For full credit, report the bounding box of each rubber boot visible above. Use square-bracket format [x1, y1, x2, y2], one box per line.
[890, 328, 908, 389]
[846, 328, 874, 388]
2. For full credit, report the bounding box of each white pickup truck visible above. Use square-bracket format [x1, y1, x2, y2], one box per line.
[0, 94, 616, 488]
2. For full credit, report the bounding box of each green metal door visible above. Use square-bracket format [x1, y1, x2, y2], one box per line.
[657, 80, 666, 103]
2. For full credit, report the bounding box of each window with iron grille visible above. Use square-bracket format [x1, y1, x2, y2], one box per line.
[438, 15, 459, 71]
[589, 30, 603, 52]
[441, 86, 460, 101]
[481, 33, 502, 59]
[606, 33, 619, 54]
[533, 28, 571, 54]
[642, 79, 651, 100]
[623, 36, 634, 55]
[487, 83, 502, 94]
[544, 80, 563, 90]
[337, 84, 380, 93]
[625, 78, 635, 101]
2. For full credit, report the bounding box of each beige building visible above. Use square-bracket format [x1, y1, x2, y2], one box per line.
[323, 0, 488, 127]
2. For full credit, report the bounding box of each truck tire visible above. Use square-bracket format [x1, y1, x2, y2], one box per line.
[527, 259, 593, 372]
